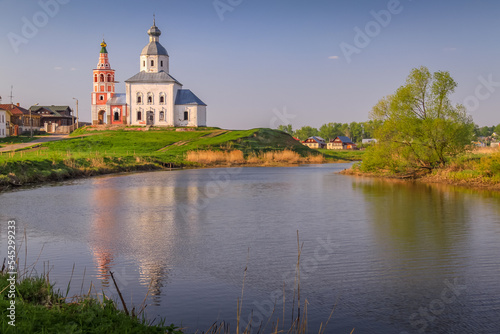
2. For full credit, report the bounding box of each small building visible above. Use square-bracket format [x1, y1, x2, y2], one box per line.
[0, 103, 41, 135]
[302, 136, 326, 149]
[30, 105, 75, 132]
[362, 138, 377, 145]
[0, 108, 12, 137]
[491, 142, 499, 148]
[327, 136, 357, 150]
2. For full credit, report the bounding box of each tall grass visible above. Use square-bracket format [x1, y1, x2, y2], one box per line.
[186, 149, 324, 166]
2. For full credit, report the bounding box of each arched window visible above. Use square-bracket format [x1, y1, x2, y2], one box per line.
[159, 111, 164, 121]
[100, 74, 104, 82]
[114, 112, 119, 121]
[94, 75, 97, 83]
[107, 86, 112, 92]
[159, 95, 165, 104]
[137, 111, 142, 121]
[147, 92, 153, 104]
[137, 93, 143, 104]
[99, 96, 104, 101]
[143, 60, 146, 67]
[107, 74, 112, 82]
[183, 111, 189, 121]
[151, 60, 154, 67]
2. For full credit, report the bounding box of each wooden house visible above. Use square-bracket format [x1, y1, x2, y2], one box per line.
[302, 136, 326, 149]
[327, 136, 357, 150]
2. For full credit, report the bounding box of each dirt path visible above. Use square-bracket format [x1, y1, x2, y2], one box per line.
[0, 134, 70, 153]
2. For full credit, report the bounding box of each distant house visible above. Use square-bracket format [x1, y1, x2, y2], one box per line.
[491, 142, 499, 148]
[30, 105, 75, 132]
[0, 103, 40, 135]
[327, 136, 357, 150]
[0, 108, 12, 137]
[362, 138, 378, 145]
[302, 136, 326, 149]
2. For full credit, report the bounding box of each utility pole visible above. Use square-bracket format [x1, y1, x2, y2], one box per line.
[73, 98, 79, 129]
[9, 86, 14, 105]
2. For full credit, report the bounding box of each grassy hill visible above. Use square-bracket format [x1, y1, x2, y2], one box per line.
[0, 127, 322, 188]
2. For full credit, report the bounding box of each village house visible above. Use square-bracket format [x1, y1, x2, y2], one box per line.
[302, 136, 326, 149]
[0, 103, 42, 136]
[327, 136, 357, 150]
[29, 105, 74, 132]
[0, 108, 12, 138]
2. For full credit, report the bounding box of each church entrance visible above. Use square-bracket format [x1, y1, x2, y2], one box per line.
[98, 110, 106, 124]
[147, 111, 154, 125]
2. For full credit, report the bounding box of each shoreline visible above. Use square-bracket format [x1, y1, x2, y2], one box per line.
[340, 167, 500, 192]
[0, 159, 355, 192]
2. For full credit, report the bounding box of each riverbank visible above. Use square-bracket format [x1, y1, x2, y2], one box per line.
[0, 271, 176, 333]
[341, 148, 500, 191]
[0, 127, 359, 190]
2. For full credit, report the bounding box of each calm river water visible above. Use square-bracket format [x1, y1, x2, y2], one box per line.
[1, 164, 499, 333]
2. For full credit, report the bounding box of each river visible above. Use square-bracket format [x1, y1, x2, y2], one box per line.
[1, 164, 499, 333]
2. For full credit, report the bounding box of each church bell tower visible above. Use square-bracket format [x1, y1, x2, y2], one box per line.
[91, 40, 116, 124]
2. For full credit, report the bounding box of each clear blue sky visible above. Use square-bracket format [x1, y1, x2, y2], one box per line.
[1, 0, 499, 129]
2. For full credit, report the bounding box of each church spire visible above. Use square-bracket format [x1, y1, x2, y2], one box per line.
[100, 39, 108, 54]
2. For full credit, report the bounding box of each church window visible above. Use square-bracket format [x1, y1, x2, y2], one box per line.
[107, 86, 112, 92]
[100, 86, 104, 92]
[159, 111, 164, 120]
[137, 93, 143, 104]
[143, 60, 145, 67]
[137, 111, 142, 121]
[114, 112, 119, 121]
[147, 93, 153, 104]
[159, 94, 165, 104]
[99, 96, 104, 101]
[151, 60, 154, 66]
[161, 60, 163, 67]
[94, 75, 97, 83]
[107, 74, 112, 82]
[184, 111, 189, 121]
[100, 74, 104, 82]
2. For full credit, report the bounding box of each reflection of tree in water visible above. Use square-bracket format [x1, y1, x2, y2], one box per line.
[352, 178, 470, 265]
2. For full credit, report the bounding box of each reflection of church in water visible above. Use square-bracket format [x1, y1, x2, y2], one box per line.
[91, 19, 207, 127]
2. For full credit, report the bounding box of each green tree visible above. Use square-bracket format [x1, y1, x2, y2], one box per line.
[349, 122, 363, 143]
[319, 122, 343, 141]
[294, 126, 319, 141]
[494, 123, 500, 136]
[362, 66, 475, 174]
[277, 124, 293, 135]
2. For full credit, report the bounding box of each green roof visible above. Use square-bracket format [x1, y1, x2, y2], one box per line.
[100, 46, 108, 54]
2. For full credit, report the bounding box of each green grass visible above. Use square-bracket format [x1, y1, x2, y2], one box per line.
[0, 127, 320, 188]
[0, 272, 177, 333]
[0, 136, 39, 145]
[318, 148, 365, 161]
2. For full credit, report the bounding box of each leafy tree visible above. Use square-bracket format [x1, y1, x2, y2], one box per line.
[319, 122, 343, 141]
[294, 126, 319, 141]
[362, 66, 475, 174]
[349, 122, 363, 143]
[494, 124, 500, 136]
[277, 124, 293, 135]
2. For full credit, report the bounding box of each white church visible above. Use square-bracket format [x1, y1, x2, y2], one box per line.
[91, 20, 207, 127]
